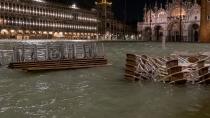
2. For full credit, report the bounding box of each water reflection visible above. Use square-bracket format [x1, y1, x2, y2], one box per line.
[0, 42, 210, 118]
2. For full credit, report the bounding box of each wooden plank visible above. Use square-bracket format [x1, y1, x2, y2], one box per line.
[197, 78, 210, 84]
[169, 79, 187, 85]
[9, 61, 108, 69]
[25, 64, 109, 71]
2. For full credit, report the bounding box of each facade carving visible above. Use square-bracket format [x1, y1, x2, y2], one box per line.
[138, 0, 201, 42]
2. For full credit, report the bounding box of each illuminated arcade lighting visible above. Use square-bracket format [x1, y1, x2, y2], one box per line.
[6, 18, 98, 31]
[33, 0, 45, 3]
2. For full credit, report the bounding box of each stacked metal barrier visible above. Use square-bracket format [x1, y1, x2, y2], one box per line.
[124, 53, 210, 85]
[8, 42, 107, 71]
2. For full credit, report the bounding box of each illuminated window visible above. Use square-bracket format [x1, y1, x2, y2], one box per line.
[171, 7, 186, 17]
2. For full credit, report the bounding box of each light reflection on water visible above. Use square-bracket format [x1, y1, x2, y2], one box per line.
[0, 42, 210, 118]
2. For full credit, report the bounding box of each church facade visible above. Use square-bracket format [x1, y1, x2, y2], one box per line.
[137, 0, 201, 42]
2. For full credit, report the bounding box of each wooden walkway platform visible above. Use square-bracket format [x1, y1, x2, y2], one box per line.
[9, 58, 108, 71]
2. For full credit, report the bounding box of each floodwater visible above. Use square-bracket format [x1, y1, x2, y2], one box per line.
[0, 41, 210, 118]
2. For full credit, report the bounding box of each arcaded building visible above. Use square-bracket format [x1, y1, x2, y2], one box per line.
[137, 0, 201, 42]
[0, 0, 129, 40]
[0, 0, 99, 39]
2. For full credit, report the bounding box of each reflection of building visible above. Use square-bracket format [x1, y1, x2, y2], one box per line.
[0, 0, 130, 40]
[138, 0, 201, 42]
[200, 0, 210, 43]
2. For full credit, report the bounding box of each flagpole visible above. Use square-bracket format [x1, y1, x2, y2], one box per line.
[179, 0, 182, 42]
[149, 0, 152, 41]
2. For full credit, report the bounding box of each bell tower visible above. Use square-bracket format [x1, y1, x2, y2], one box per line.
[96, 0, 112, 36]
[200, 0, 210, 42]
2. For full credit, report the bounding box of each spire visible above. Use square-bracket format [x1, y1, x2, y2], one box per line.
[166, 0, 169, 9]
[154, 1, 158, 11]
[160, 3, 163, 9]
[144, 3, 147, 22]
[194, 0, 197, 4]
[144, 3, 147, 12]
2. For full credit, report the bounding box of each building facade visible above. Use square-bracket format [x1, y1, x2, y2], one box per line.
[0, 0, 130, 40]
[96, 0, 129, 40]
[0, 0, 99, 40]
[138, 0, 201, 42]
[200, 0, 210, 42]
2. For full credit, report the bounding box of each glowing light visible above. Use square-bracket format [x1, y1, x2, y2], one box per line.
[33, 0, 45, 3]
[171, 7, 186, 17]
[70, 4, 79, 9]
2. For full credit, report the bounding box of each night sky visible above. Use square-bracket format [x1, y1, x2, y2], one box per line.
[46, 0, 166, 25]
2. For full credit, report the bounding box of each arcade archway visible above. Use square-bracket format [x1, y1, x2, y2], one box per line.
[144, 27, 152, 41]
[168, 22, 183, 42]
[154, 26, 164, 41]
[188, 24, 199, 42]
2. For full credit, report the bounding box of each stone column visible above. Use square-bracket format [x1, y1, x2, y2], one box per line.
[200, 0, 210, 42]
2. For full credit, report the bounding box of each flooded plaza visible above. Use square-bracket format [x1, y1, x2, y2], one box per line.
[0, 41, 210, 118]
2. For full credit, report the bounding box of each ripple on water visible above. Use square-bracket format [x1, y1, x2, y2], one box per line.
[1, 42, 210, 118]
[0, 97, 3, 102]
[35, 81, 49, 92]
[0, 107, 10, 113]
[187, 106, 201, 112]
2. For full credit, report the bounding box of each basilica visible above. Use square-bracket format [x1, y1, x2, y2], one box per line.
[137, 0, 201, 42]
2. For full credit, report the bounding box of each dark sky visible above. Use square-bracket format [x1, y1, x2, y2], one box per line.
[46, 0, 166, 24]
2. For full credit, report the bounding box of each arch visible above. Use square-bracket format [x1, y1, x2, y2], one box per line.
[10, 30, 17, 35]
[146, 10, 156, 23]
[53, 32, 64, 38]
[143, 27, 152, 41]
[43, 31, 48, 35]
[157, 10, 167, 18]
[1, 29, 9, 35]
[154, 26, 164, 41]
[32, 31, 37, 34]
[167, 21, 183, 42]
[170, 7, 186, 17]
[10, 29, 17, 39]
[188, 24, 199, 42]
[25, 30, 31, 34]
[17, 30, 24, 34]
